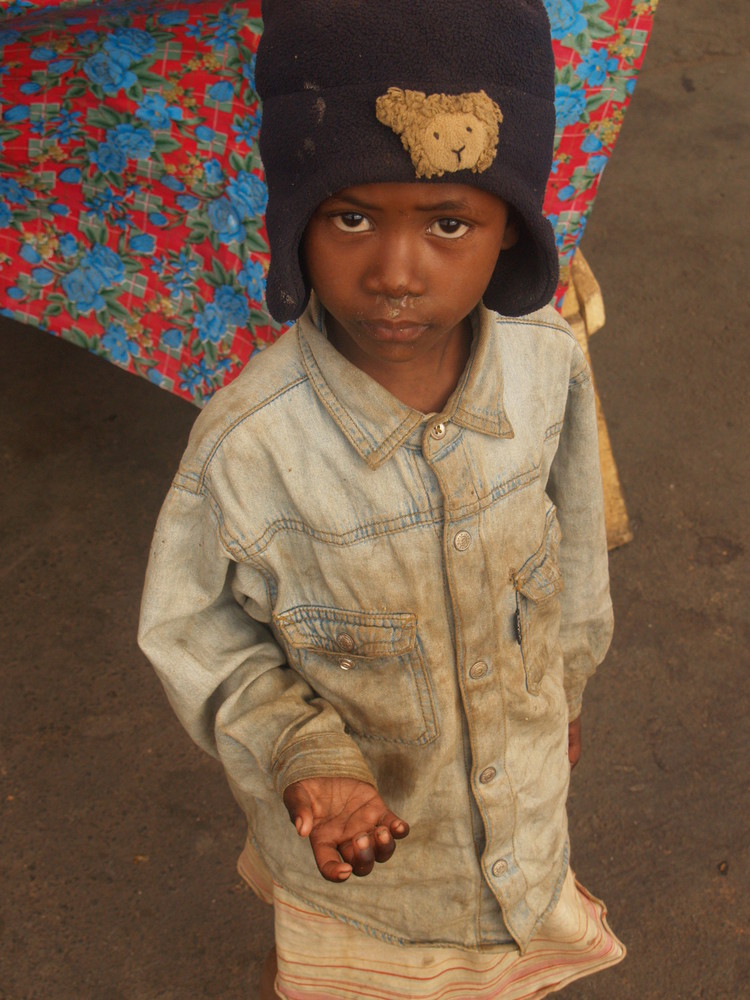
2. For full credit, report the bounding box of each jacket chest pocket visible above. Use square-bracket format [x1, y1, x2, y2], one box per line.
[273, 606, 438, 745]
[513, 508, 564, 694]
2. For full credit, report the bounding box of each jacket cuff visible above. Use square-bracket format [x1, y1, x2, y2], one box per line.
[272, 733, 377, 795]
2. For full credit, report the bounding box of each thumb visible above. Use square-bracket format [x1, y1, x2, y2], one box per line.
[282, 782, 314, 838]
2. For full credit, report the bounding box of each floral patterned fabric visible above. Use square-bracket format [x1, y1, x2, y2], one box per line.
[0, 0, 657, 406]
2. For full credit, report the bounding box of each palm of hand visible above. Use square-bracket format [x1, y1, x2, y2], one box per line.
[283, 776, 409, 882]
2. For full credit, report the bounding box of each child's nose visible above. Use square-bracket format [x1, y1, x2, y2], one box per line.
[364, 232, 427, 300]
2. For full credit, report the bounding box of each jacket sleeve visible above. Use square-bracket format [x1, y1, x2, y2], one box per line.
[546, 346, 614, 719]
[137, 482, 376, 800]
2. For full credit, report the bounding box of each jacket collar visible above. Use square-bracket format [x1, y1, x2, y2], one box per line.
[297, 295, 514, 469]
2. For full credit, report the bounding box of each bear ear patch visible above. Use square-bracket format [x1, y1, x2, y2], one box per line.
[375, 88, 503, 179]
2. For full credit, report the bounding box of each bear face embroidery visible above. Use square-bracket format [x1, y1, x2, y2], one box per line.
[375, 88, 503, 179]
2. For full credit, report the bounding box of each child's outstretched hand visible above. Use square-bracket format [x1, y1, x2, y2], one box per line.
[283, 777, 409, 883]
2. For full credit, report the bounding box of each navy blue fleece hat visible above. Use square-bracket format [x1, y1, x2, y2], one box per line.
[256, 0, 558, 323]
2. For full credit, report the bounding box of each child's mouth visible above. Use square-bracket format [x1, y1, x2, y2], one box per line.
[361, 319, 429, 342]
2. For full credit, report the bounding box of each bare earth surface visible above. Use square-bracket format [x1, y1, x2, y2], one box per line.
[1, 2, 748, 997]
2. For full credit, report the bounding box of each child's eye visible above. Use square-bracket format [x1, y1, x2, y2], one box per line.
[430, 218, 470, 239]
[331, 212, 373, 233]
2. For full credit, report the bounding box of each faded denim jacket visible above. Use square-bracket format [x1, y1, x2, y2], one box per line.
[138, 297, 613, 952]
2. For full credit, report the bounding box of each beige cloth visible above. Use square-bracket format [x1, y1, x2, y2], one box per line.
[239, 839, 625, 999]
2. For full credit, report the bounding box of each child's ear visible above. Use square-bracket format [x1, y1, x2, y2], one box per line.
[501, 207, 521, 250]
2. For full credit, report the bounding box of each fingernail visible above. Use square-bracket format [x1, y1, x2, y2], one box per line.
[356, 835, 370, 849]
[295, 817, 303, 834]
[377, 829, 389, 841]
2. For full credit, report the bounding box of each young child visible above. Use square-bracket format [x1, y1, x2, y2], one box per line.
[139, 1, 626, 996]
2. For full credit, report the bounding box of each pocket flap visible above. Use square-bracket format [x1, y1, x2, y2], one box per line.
[515, 508, 564, 602]
[274, 606, 417, 657]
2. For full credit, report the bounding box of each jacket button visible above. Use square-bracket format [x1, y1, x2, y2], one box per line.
[479, 767, 497, 784]
[469, 660, 488, 679]
[492, 859, 508, 877]
[453, 530, 471, 551]
[336, 631, 356, 652]
[338, 657, 354, 671]
[430, 422, 446, 440]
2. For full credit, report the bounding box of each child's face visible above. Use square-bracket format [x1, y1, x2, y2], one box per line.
[303, 182, 517, 372]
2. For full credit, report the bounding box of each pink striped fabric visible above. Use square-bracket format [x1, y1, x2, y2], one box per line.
[238, 841, 625, 999]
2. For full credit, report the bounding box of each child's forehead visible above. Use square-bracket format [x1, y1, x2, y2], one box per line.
[318, 181, 508, 214]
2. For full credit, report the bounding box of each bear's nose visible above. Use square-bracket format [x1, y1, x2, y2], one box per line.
[453, 145, 466, 163]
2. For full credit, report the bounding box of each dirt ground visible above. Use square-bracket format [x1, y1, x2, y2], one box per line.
[1, 2, 748, 997]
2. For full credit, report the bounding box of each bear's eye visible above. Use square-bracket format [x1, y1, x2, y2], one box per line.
[466, 126, 473, 133]
[433, 131, 440, 140]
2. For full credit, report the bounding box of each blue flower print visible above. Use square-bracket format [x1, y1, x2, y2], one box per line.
[101, 323, 137, 364]
[185, 20, 204, 40]
[165, 252, 199, 297]
[176, 194, 200, 211]
[161, 327, 183, 348]
[130, 233, 155, 254]
[31, 267, 55, 286]
[207, 197, 243, 244]
[50, 109, 82, 145]
[76, 31, 98, 47]
[557, 185, 576, 201]
[212, 10, 243, 51]
[237, 258, 265, 301]
[214, 285, 249, 327]
[48, 60, 74, 76]
[148, 212, 168, 227]
[0, 30, 20, 48]
[158, 11, 190, 26]
[193, 302, 226, 343]
[31, 47, 56, 61]
[19, 82, 41, 95]
[82, 244, 125, 287]
[0, 178, 32, 204]
[195, 125, 215, 142]
[576, 48, 619, 87]
[0, 202, 12, 228]
[203, 158, 223, 184]
[109, 123, 154, 159]
[59, 233, 78, 257]
[581, 133, 603, 153]
[160, 174, 185, 193]
[554, 83, 587, 127]
[3, 106, 30, 123]
[208, 81, 233, 103]
[242, 55, 257, 89]
[83, 52, 137, 95]
[59, 167, 82, 184]
[147, 368, 168, 387]
[61, 268, 105, 313]
[7, 286, 25, 300]
[90, 140, 127, 174]
[544, 0, 587, 41]
[103, 28, 156, 66]
[227, 171, 268, 220]
[231, 113, 261, 146]
[20, 243, 42, 264]
[49, 203, 69, 216]
[586, 154, 608, 175]
[135, 94, 182, 130]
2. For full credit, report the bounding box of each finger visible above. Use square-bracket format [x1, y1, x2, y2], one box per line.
[373, 826, 396, 864]
[282, 785, 314, 838]
[312, 842, 354, 882]
[319, 859, 353, 882]
[384, 814, 409, 839]
[340, 834, 376, 877]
